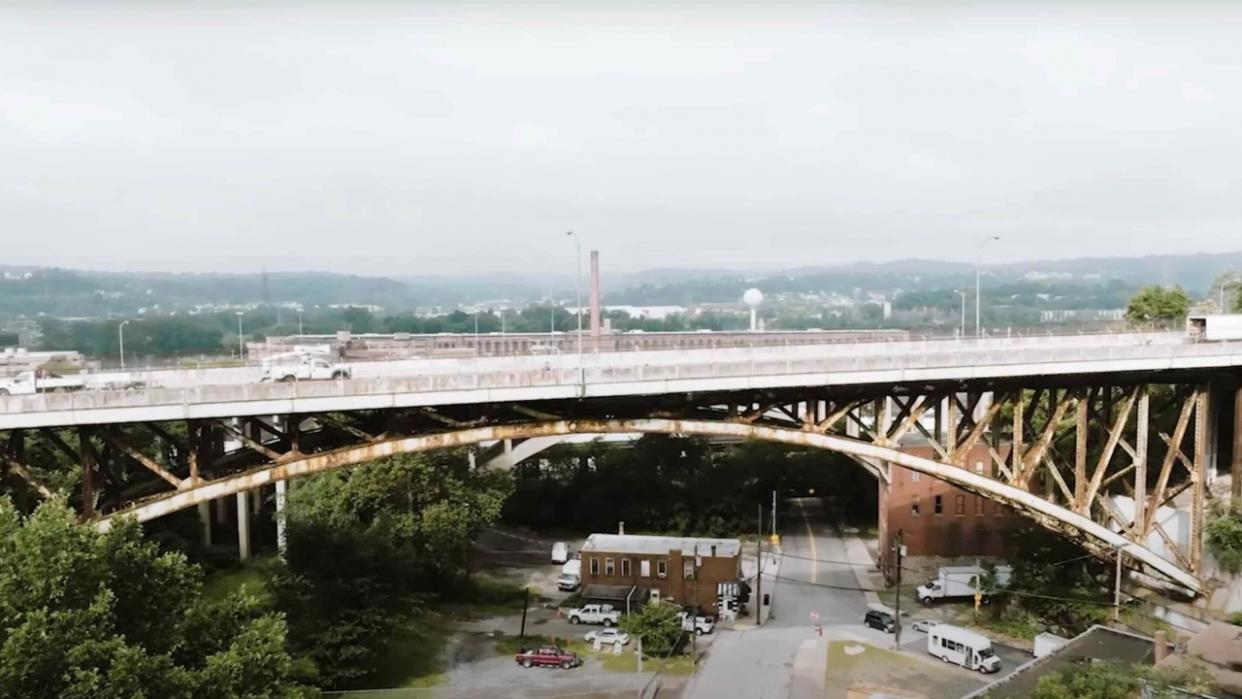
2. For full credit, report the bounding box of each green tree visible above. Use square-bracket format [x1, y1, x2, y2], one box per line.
[1206, 500, 1242, 574]
[1125, 286, 1192, 327]
[618, 601, 683, 656]
[0, 498, 310, 699]
[1030, 660, 1138, 699]
[274, 452, 512, 689]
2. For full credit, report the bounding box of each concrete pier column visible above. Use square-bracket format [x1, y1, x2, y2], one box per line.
[1234, 384, 1242, 501]
[214, 496, 228, 524]
[251, 486, 262, 515]
[275, 480, 288, 557]
[198, 501, 213, 547]
[236, 491, 251, 562]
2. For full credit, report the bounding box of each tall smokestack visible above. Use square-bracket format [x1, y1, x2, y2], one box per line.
[589, 250, 602, 338]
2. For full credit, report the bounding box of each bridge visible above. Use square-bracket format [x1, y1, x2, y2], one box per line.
[3, 331, 1241, 595]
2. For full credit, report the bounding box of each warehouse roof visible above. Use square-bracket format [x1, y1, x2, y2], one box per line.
[581, 534, 742, 558]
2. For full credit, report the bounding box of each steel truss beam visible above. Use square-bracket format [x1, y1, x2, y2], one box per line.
[0, 375, 1220, 593]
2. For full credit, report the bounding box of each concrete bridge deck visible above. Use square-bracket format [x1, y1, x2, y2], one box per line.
[3, 332, 1240, 430]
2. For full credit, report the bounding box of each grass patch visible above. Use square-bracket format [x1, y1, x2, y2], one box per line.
[201, 556, 276, 605]
[494, 632, 695, 676]
[826, 640, 906, 671]
[369, 620, 452, 689]
[435, 575, 532, 620]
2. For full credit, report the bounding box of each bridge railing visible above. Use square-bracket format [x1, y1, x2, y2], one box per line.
[6, 334, 1242, 419]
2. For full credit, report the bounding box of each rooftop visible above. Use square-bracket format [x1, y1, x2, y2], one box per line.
[581, 533, 743, 558]
[964, 625, 1158, 699]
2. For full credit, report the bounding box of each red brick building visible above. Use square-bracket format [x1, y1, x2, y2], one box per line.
[878, 443, 1019, 578]
[579, 534, 742, 615]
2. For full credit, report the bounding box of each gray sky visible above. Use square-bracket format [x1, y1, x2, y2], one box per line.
[3, 3, 1241, 276]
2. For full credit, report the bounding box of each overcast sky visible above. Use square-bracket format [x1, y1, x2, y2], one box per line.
[3, 3, 1240, 276]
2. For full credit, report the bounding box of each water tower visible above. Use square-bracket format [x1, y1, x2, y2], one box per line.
[743, 288, 764, 331]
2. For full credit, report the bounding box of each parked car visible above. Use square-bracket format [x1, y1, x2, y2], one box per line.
[566, 603, 621, 626]
[677, 611, 716, 635]
[556, 572, 580, 591]
[863, 609, 895, 633]
[514, 646, 581, 670]
[551, 541, 569, 564]
[912, 619, 941, 634]
[584, 628, 630, 645]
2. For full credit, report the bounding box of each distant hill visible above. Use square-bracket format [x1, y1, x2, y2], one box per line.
[2, 249, 1239, 318]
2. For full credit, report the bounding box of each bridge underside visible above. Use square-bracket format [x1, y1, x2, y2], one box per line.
[2, 370, 1237, 594]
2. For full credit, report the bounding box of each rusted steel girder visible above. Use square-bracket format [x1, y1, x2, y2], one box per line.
[91, 416, 1205, 594]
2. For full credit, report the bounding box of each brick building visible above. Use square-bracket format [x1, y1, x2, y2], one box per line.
[879, 443, 1019, 579]
[578, 533, 742, 615]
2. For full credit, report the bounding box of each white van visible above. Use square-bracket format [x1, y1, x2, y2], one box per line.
[551, 542, 569, 564]
[926, 624, 1001, 674]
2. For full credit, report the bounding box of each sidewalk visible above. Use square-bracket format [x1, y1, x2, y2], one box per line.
[735, 545, 782, 629]
[842, 535, 891, 614]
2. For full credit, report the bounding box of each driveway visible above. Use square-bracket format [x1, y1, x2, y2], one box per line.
[684, 498, 869, 699]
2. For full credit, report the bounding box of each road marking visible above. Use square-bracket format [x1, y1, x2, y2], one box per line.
[797, 499, 818, 583]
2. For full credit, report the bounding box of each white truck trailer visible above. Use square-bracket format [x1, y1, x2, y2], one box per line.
[917, 564, 1012, 605]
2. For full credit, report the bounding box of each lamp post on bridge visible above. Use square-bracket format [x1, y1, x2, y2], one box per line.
[566, 231, 584, 372]
[975, 236, 999, 337]
[235, 311, 245, 361]
[117, 320, 130, 370]
[953, 290, 966, 338]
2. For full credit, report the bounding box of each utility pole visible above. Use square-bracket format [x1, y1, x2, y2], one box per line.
[771, 489, 777, 537]
[691, 545, 698, 667]
[636, 635, 643, 674]
[1113, 545, 1124, 623]
[755, 503, 763, 627]
[566, 231, 583, 370]
[893, 529, 904, 650]
[520, 587, 530, 639]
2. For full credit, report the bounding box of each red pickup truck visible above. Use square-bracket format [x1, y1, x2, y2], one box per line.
[515, 645, 581, 670]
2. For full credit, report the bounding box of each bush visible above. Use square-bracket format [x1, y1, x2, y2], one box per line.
[1206, 501, 1242, 574]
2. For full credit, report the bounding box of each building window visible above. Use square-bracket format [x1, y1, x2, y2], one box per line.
[605, 558, 615, 576]
[934, 495, 943, 515]
[955, 495, 965, 515]
[656, 560, 667, 578]
[974, 460, 984, 475]
[589, 558, 599, 576]
[683, 559, 695, 580]
[975, 496, 983, 516]
[911, 499, 920, 516]
[911, 471, 921, 483]
[640, 560, 651, 577]
[621, 559, 631, 577]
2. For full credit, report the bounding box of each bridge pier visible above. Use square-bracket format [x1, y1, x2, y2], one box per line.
[198, 501, 212, 547]
[275, 479, 287, 557]
[236, 491, 251, 562]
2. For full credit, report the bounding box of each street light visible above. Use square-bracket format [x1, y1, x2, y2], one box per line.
[975, 236, 1000, 337]
[565, 231, 583, 369]
[953, 290, 966, 338]
[235, 311, 245, 360]
[117, 320, 130, 370]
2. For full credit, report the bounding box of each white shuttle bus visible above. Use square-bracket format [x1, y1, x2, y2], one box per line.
[926, 624, 1001, 674]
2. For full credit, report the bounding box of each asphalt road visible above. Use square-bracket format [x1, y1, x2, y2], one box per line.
[684, 498, 869, 699]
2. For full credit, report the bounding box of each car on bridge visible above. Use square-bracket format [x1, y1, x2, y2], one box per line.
[260, 357, 352, 382]
[514, 645, 581, 669]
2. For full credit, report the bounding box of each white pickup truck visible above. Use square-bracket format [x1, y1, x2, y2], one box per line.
[261, 358, 352, 383]
[566, 603, 621, 627]
[0, 371, 86, 395]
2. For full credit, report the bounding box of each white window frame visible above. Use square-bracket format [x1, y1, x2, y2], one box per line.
[640, 560, 651, 577]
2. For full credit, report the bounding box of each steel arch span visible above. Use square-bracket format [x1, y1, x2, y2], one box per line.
[93, 416, 1203, 594]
